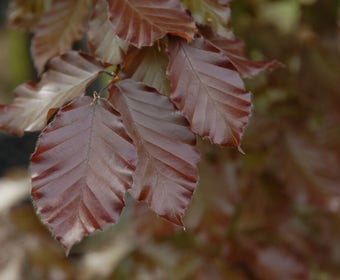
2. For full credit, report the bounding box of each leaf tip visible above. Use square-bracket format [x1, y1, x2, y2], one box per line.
[162, 213, 184, 227]
[64, 245, 72, 257]
[265, 59, 285, 72]
[238, 145, 246, 155]
[55, 226, 84, 257]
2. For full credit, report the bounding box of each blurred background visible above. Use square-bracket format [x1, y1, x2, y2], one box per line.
[1, 0, 340, 279]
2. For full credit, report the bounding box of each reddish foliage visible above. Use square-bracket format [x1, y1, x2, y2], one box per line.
[167, 36, 251, 146]
[31, 0, 91, 73]
[110, 80, 199, 226]
[0, 51, 107, 135]
[106, 0, 196, 47]
[0, 0, 286, 259]
[31, 96, 137, 253]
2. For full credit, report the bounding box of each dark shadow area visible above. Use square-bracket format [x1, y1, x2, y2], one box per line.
[0, 132, 39, 176]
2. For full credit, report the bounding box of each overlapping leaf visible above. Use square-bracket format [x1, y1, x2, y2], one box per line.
[181, 0, 231, 36]
[6, 0, 47, 32]
[122, 45, 170, 95]
[31, 96, 137, 253]
[199, 25, 282, 78]
[167, 37, 251, 146]
[0, 51, 107, 135]
[106, 0, 196, 48]
[88, 0, 128, 64]
[109, 80, 199, 226]
[32, 0, 91, 73]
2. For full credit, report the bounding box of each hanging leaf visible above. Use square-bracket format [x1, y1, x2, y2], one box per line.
[6, 0, 47, 32]
[122, 45, 171, 95]
[31, 96, 137, 253]
[106, 0, 196, 48]
[88, 0, 128, 64]
[0, 51, 107, 135]
[109, 79, 199, 226]
[32, 0, 91, 73]
[181, 0, 231, 36]
[199, 25, 282, 78]
[167, 37, 251, 147]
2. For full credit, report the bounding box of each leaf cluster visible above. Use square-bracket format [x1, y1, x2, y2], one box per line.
[1, 0, 280, 253]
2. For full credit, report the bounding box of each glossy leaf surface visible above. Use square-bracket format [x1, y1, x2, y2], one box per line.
[0, 51, 107, 135]
[31, 96, 137, 253]
[32, 0, 91, 73]
[88, 0, 128, 64]
[1, 0, 339, 278]
[110, 80, 199, 225]
[167, 37, 251, 146]
[106, 0, 196, 47]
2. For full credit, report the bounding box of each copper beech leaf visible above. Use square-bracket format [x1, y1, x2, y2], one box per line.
[167, 37, 251, 147]
[88, 0, 128, 64]
[32, 0, 91, 73]
[106, 0, 196, 48]
[122, 45, 171, 95]
[199, 25, 282, 78]
[31, 96, 137, 254]
[0, 51, 107, 135]
[109, 80, 199, 226]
